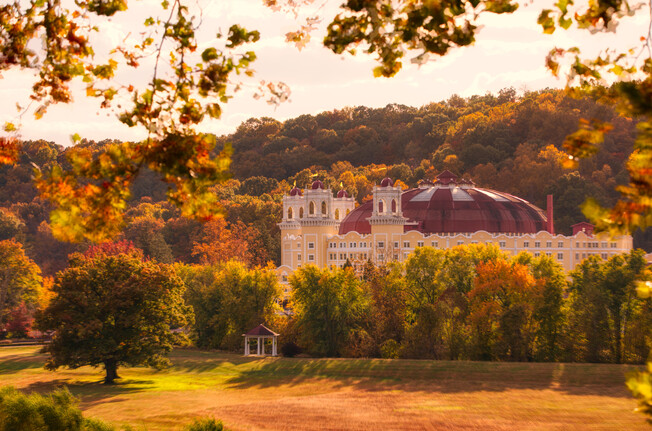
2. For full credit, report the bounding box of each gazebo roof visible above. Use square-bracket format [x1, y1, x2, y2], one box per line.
[244, 324, 279, 337]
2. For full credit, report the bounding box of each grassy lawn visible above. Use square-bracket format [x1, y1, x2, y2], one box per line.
[0, 346, 648, 431]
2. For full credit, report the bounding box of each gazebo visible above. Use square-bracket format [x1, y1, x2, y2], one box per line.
[243, 324, 279, 356]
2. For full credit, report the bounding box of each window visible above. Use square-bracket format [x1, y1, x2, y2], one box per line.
[546, 252, 552, 257]
[403, 252, 408, 259]
[557, 253, 563, 260]
[282, 274, 288, 282]
[394, 241, 399, 249]
[349, 253, 354, 259]
[378, 241, 385, 248]
[546, 241, 552, 248]
[457, 241, 464, 246]
[334, 209, 340, 220]
[403, 241, 410, 248]
[499, 241, 506, 248]
[363, 253, 368, 259]
[377, 253, 384, 261]
[309, 201, 315, 215]
[611, 242, 617, 248]
[575, 253, 579, 260]
[287, 208, 293, 219]
[297, 243, 301, 248]
[297, 254, 301, 261]
[558, 241, 564, 248]
[340, 253, 345, 260]
[393, 254, 399, 260]
[308, 242, 314, 249]
[534, 252, 540, 257]
[534, 241, 540, 248]
[523, 241, 529, 248]
[602, 253, 608, 260]
[431, 241, 438, 247]
[417, 241, 424, 247]
[321, 201, 327, 214]
[361, 242, 367, 248]
[340, 242, 345, 248]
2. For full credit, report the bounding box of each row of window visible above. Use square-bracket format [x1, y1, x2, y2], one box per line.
[317, 240, 619, 252]
[328, 252, 369, 261]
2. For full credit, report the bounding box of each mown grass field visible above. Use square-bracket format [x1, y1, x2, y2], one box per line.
[0, 345, 648, 430]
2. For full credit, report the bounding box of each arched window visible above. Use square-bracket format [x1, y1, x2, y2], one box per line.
[378, 200, 384, 214]
[321, 201, 327, 214]
[288, 207, 293, 219]
[391, 199, 397, 214]
[309, 201, 315, 215]
[299, 207, 304, 218]
[346, 209, 350, 216]
[335, 209, 340, 220]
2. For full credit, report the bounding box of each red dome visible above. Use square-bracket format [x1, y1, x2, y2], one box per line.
[339, 184, 549, 235]
[289, 187, 302, 196]
[380, 177, 393, 187]
[337, 189, 350, 198]
[311, 180, 324, 190]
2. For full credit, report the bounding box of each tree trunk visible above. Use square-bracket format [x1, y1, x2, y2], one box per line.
[104, 359, 119, 384]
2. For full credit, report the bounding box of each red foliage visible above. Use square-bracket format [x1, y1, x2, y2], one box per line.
[6, 303, 33, 338]
[84, 239, 140, 259]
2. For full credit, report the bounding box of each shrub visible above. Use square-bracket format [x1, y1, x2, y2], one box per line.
[280, 341, 301, 357]
[0, 386, 114, 431]
[380, 339, 400, 359]
[184, 418, 225, 431]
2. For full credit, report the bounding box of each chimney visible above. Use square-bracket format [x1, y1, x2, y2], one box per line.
[547, 194, 555, 235]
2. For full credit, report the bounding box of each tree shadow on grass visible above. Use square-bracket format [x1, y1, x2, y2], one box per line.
[218, 356, 639, 398]
[0, 355, 44, 374]
[21, 378, 151, 408]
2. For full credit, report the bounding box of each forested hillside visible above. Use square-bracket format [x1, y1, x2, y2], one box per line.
[0, 88, 648, 278]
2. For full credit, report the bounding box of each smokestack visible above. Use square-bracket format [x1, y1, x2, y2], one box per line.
[547, 194, 555, 235]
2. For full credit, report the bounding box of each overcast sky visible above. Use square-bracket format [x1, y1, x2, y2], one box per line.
[0, 0, 648, 146]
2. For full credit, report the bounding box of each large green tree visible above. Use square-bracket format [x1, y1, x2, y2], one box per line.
[568, 250, 647, 363]
[36, 243, 190, 384]
[178, 260, 280, 350]
[291, 265, 370, 357]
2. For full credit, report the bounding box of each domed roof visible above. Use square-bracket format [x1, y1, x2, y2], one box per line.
[289, 186, 302, 196]
[337, 189, 351, 198]
[339, 172, 549, 235]
[311, 180, 324, 190]
[380, 177, 394, 187]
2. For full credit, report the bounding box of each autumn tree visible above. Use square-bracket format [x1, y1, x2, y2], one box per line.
[36, 244, 190, 384]
[468, 259, 538, 361]
[0, 239, 42, 337]
[191, 218, 255, 266]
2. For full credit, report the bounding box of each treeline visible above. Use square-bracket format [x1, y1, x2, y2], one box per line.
[181, 244, 649, 364]
[2, 235, 648, 365]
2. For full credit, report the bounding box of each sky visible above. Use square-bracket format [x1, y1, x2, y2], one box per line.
[0, 0, 648, 147]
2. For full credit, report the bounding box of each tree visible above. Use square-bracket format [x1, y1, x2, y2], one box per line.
[0, 239, 42, 336]
[178, 260, 280, 350]
[468, 259, 538, 361]
[36, 245, 190, 384]
[568, 250, 647, 363]
[291, 265, 370, 356]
